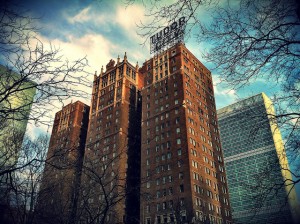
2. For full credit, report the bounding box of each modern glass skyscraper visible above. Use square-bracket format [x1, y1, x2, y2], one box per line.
[0, 65, 36, 160]
[0, 64, 36, 223]
[217, 93, 298, 223]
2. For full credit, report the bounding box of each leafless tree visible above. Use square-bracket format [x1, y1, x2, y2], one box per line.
[77, 136, 141, 224]
[34, 133, 90, 224]
[0, 2, 91, 128]
[0, 134, 49, 224]
[130, 0, 299, 157]
[0, 3, 92, 219]
[78, 156, 127, 224]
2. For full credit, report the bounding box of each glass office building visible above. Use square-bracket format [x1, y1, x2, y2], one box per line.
[217, 93, 298, 224]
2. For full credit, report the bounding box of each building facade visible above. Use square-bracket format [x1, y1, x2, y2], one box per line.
[0, 64, 36, 173]
[217, 93, 298, 223]
[37, 101, 89, 224]
[79, 55, 142, 223]
[0, 65, 36, 223]
[139, 43, 232, 224]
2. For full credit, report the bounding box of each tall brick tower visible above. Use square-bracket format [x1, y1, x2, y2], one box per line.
[80, 54, 142, 224]
[37, 101, 89, 224]
[139, 43, 232, 224]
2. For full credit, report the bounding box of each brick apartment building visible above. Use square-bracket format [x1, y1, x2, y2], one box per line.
[37, 101, 89, 224]
[79, 54, 142, 224]
[139, 43, 232, 224]
[39, 43, 232, 224]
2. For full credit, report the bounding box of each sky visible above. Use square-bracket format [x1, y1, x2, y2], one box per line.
[3, 0, 281, 137]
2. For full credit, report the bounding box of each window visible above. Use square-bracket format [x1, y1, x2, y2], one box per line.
[156, 191, 160, 198]
[156, 215, 161, 223]
[156, 178, 160, 186]
[178, 160, 183, 167]
[176, 127, 180, 134]
[191, 149, 197, 157]
[162, 176, 167, 184]
[162, 202, 166, 210]
[146, 218, 151, 224]
[179, 172, 184, 179]
[178, 149, 182, 156]
[177, 138, 181, 145]
[156, 156, 160, 162]
[192, 160, 198, 168]
[167, 141, 171, 148]
[175, 99, 179, 105]
[167, 152, 172, 159]
[180, 184, 184, 192]
[162, 188, 166, 197]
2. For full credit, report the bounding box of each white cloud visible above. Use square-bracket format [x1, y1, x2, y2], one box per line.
[24, 32, 119, 137]
[45, 33, 114, 73]
[66, 6, 106, 25]
[212, 74, 238, 109]
[65, 3, 147, 43]
[65, 3, 146, 31]
[68, 6, 91, 24]
[115, 5, 145, 31]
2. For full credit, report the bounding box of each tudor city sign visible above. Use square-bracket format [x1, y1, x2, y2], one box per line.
[150, 17, 186, 54]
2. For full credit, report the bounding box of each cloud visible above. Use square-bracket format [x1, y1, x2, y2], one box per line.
[212, 74, 238, 109]
[66, 5, 107, 26]
[64, 3, 147, 43]
[67, 6, 92, 24]
[24, 31, 119, 137]
[115, 5, 145, 31]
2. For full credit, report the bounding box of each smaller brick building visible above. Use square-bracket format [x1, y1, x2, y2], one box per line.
[36, 101, 89, 224]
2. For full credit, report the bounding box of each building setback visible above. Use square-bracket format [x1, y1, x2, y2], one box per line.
[217, 93, 299, 223]
[79, 55, 142, 224]
[139, 43, 232, 224]
[37, 101, 89, 224]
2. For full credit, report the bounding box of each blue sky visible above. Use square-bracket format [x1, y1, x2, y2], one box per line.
[5, 0, 281, 136]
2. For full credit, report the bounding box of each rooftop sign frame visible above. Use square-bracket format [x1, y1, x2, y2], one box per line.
[150, 17, 186, 54]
